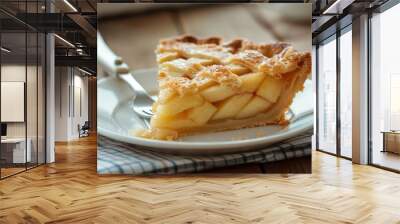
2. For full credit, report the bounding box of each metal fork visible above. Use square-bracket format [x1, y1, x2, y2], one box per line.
[97, 33, 154, 128]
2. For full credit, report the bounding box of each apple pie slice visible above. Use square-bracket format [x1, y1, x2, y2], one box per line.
[138, 35, 311, 140]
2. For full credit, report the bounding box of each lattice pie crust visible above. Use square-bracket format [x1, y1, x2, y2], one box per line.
[138, 35, 311, 140]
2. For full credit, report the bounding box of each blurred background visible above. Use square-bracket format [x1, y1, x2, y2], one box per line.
[98, 3, 311, 74]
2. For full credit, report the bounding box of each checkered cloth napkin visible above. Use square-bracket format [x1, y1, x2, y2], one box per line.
[97, 128, 312, 175]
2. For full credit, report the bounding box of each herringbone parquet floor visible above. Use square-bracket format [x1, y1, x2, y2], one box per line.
[1, 135, 400, 224]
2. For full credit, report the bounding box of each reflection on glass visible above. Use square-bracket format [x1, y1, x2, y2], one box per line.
[340, 29, 352, 158]
[371, 3, 400, 171]
[390, 75, 400, 130]
[318, 37, 337, 154]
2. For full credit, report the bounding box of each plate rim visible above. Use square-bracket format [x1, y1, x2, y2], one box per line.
[98, 116, 312, 150]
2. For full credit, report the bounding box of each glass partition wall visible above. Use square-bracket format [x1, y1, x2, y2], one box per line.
[0, 3, 46, 179]
[316, 25, 352, 159]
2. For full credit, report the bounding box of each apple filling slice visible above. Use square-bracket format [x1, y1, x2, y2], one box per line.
[138, 35, 311, 140]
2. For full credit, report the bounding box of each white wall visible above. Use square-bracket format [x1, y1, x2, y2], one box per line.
[72, 73, 89, 138]
[1, 65, 36, 138]
[1, 65, 26, 139]
[55, 66, 69, 141]
[54, 67, 89, 141]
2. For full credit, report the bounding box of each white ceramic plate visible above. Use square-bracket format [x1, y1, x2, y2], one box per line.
[98, 69, 313, 155]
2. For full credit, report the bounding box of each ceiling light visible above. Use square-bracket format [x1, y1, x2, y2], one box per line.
[76, 48, 85, 55]
[1, 47, 11, 53]
[78, 67, 93, 76]
[323, 0, 354, 15]
[323, 0, 342, 14]
[54, 34, 75, 48]
[63, 0, 78, 12]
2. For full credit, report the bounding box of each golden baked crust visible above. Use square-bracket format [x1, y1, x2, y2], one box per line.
[138, 35, 311, 140]
[157, 35, 309, 96]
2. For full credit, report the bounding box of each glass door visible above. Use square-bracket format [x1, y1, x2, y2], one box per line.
[316, 24, 353, 160]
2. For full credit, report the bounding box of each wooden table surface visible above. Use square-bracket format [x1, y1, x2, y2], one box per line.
[1, 135, 400, 223]
[99, 4, 311, 72]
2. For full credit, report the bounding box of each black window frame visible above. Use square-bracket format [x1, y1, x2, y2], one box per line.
[314, 17, 353, 161]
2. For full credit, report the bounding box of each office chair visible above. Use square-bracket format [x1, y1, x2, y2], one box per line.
[79, 121, 90, 138]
